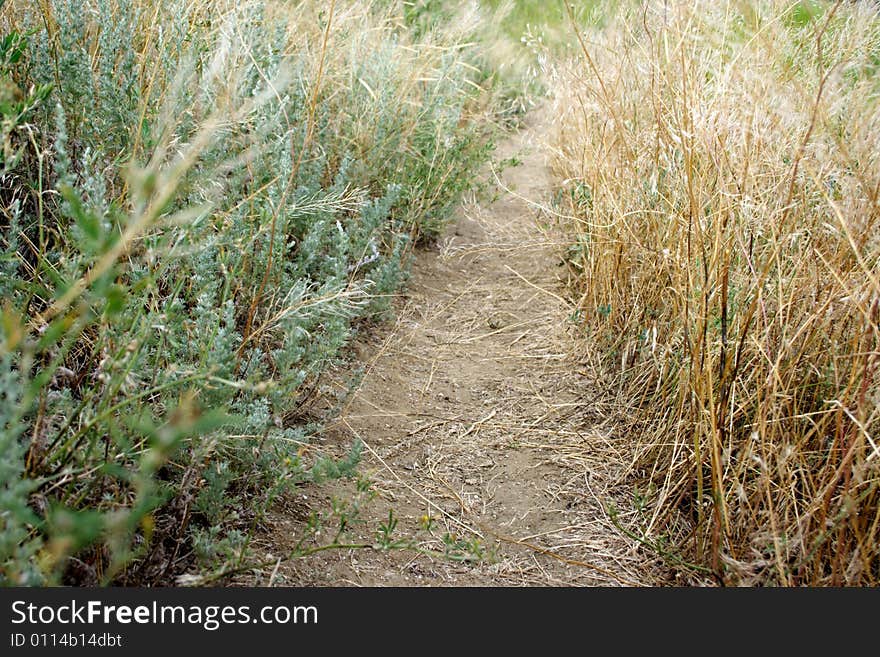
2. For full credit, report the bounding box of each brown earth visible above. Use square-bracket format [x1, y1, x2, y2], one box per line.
[248, 111, 666, 586]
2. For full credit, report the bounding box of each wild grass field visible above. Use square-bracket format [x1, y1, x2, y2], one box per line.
[1, 0, 877, 587]
[551, 0, 880, 585]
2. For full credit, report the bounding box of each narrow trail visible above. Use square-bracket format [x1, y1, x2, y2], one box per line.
[256, 111, 662, 586]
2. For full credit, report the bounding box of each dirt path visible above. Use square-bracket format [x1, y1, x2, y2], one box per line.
[253, 111, 662, 586]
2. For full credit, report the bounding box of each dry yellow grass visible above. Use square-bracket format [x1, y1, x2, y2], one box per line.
[550, 0, 880, 585]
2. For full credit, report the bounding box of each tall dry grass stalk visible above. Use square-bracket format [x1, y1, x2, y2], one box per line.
[550, 0, 880, 585]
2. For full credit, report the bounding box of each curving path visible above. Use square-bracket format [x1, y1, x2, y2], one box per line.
[253, 111, 663, 586]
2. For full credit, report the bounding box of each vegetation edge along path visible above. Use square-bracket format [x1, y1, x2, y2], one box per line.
[252, 110, 665, 587]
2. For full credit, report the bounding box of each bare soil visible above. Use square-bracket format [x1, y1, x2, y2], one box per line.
[250, 111, 665, 586]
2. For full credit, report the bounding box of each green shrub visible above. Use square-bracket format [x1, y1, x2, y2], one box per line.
[0, 0, 492, 585]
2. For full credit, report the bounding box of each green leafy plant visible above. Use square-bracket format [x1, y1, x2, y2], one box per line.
[0, 0, 494, 586]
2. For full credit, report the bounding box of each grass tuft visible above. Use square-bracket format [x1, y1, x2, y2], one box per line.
[551, 0, 880, 585]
